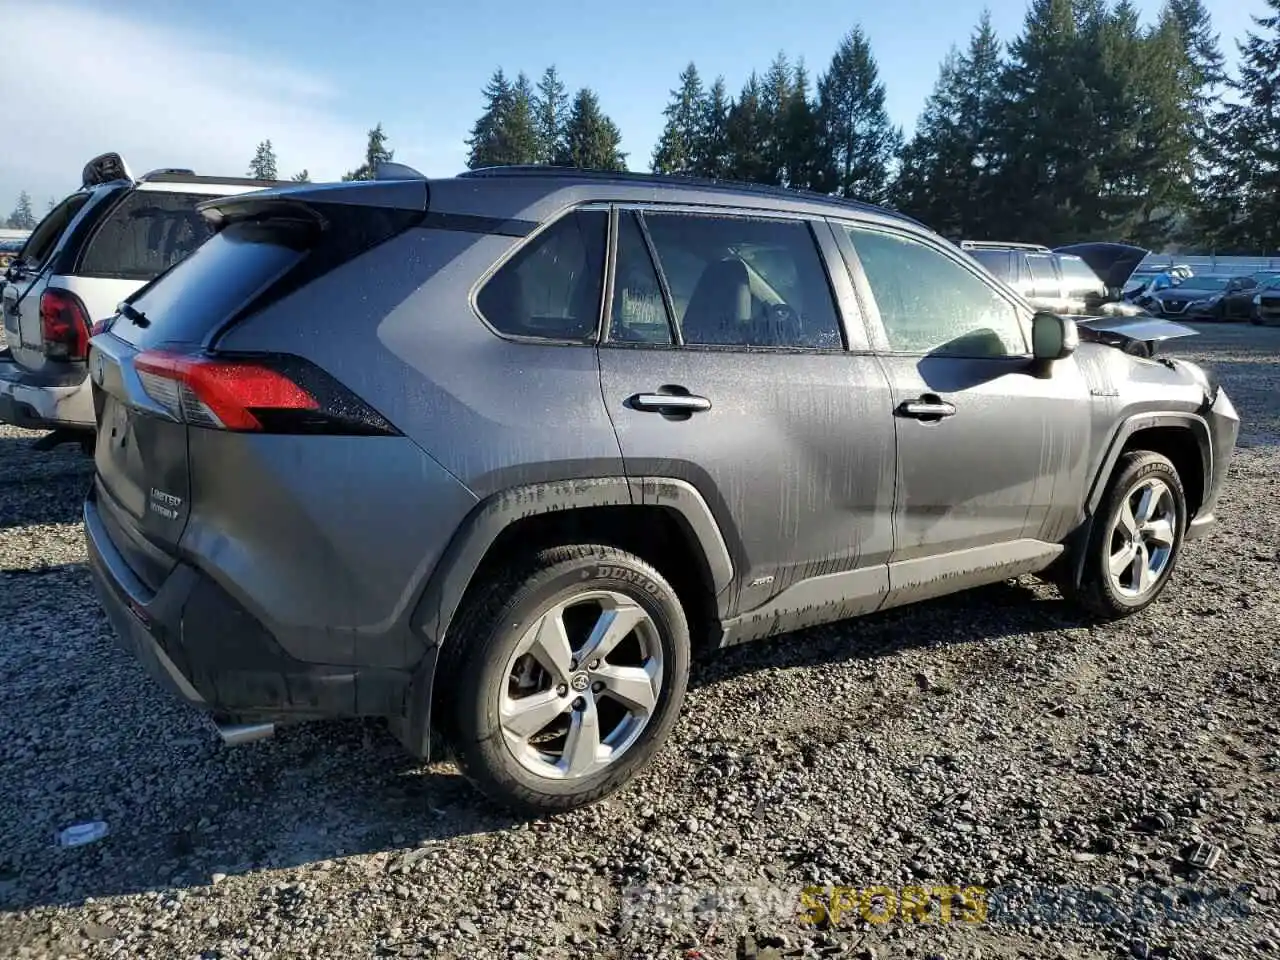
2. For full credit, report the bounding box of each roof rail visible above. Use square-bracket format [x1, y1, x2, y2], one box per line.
[455, 164, 922, 225]
[960, 240, 1052, 253]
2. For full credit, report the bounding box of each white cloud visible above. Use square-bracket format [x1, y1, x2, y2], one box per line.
[0, 3, 371, 208]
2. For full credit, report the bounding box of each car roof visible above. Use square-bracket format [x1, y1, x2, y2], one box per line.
[412, 166, 935, 235]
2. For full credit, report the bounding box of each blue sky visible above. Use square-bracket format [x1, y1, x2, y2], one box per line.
[1, 0, 1266, 210]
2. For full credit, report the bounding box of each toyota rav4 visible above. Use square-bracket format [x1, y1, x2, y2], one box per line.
[84, 166, 1239, 813]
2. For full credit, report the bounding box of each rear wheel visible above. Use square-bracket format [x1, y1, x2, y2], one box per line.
[446, 545, 690, 814]
[1065, 451, 1187, 618]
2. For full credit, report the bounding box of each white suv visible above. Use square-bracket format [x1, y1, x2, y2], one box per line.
[0, 153, 281, 448]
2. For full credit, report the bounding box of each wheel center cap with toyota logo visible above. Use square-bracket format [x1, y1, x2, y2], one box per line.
[570, 673, 590, 692]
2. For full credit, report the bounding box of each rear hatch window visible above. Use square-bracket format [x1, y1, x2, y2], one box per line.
[76, 190, 220, 281]
[108, 223, 306, 349]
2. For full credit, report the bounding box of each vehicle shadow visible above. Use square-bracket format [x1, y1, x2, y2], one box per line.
[0, 433, 94, 530]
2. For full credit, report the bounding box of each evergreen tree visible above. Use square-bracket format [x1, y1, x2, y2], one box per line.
[781, 61, 819, 190]
[291, 170, 311, 183]
[814, 28, 901, 203]
[466, 69, 541, 168]
[343, 123, 394, 181]
[1202, 0, 1280, 252]
[984, 0, 1096, 240]
[651, 62, 706, 175]
[534, 66, 570, 164]
[725, 73, 771, 182]
[467, 69, 515, 168]
[47, 196, 56, 213]
[560, 88, 627, 171]
[758, 52, 795, 185]
[6, 191, 35, 230]
[692, 76, 732, 178]
[893, 12, 1004, 237]
[506, 72, 542, 165]
[248, 139, 278, 180]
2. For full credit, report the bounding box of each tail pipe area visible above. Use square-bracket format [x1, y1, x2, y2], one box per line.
[214, 720, 276, 747]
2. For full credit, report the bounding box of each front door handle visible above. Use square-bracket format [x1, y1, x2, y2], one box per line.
[629, 392, 712, 413]
[896, 396, 956, 421]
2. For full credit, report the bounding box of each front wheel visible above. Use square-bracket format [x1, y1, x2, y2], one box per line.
[1065, 451, 1187, 618]
[445, 545, 690, 814]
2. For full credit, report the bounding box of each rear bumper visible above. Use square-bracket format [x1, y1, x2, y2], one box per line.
[0, 355, 95, 430]
[85, 489, 416, 725]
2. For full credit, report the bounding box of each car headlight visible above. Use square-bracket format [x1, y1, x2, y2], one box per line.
[1254, 294, 1264, 305]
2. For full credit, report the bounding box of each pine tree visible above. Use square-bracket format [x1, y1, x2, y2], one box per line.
[758, 52, 795, 185]
[893, 12, 1005, 237]
[692, 77, 732, 178]
[291, 170, 311, 183]
[6, 191, 35, 230]
[343, 124, 394, 181]
[560, 88, 627, 171]
[781, 61, 819, 190]
[534, 66, 570, 164]
[726, 73, 771, 182]
[651, 63, 706, 175]
[466, 69, 541, 168]
[814, 28, 902, 203]
[248, 139, 278, 180]
[467, 69, 516, 169]
[1202, 0, 1280, 252]
[506, 72, 542, 165]
[985, 0, 1095, 240]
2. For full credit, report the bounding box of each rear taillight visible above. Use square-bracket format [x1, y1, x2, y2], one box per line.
[132, 350, 399, 435]
[40, 289, 91, 361]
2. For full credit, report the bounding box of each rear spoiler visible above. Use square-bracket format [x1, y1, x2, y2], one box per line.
[197, 178, 431, 230]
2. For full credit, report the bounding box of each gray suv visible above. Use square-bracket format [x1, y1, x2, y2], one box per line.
[84, 167, 1239, 813]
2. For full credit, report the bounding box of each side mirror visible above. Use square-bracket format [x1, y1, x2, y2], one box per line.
[1032, 311, 1078, 361]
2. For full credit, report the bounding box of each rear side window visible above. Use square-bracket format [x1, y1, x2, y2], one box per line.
[78, 190, 217, 281]
[1025, 254, 1056, 285]
[1058, 256, 1103, 290]
[110, 224, 304, 349]
[968, 249, 1011, 282]
[476, 210, 607, 341]
[640, 212, 842, 349]
[18, 192, 92, 269]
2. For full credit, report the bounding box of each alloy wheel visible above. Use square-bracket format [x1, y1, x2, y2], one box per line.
[1106, 477, 1178, 599]
[497, 590, 664, 780]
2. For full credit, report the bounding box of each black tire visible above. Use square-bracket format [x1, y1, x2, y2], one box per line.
[444, 544, 690, 815]
[1064, 451, 1187, 619]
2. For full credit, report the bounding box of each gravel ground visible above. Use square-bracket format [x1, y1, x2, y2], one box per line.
[0, 324, 1277, 960]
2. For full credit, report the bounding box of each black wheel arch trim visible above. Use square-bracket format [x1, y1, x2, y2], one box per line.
[1084, 411, 1212, 518]
[410, 476, 735, 650]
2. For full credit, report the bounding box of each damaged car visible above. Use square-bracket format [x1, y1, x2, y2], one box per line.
[84, 167, 1239, 813]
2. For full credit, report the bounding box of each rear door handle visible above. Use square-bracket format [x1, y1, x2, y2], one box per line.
[896, 397, 956, 421]
[629, 392, 712, 413]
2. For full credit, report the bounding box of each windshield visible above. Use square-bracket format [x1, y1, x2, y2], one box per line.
[1264, 276, 1280, 290]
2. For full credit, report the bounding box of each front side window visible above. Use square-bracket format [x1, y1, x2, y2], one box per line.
[843, 225, 1027, 357]
[78, 190, 217, 280]
[476, 209, 607, 341]
[639, 212, 843, 349]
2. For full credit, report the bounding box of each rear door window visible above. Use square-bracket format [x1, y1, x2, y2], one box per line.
[77, 190, 217, 281]
[637, 212, 843, 349]
[475, 209, 608, 341]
